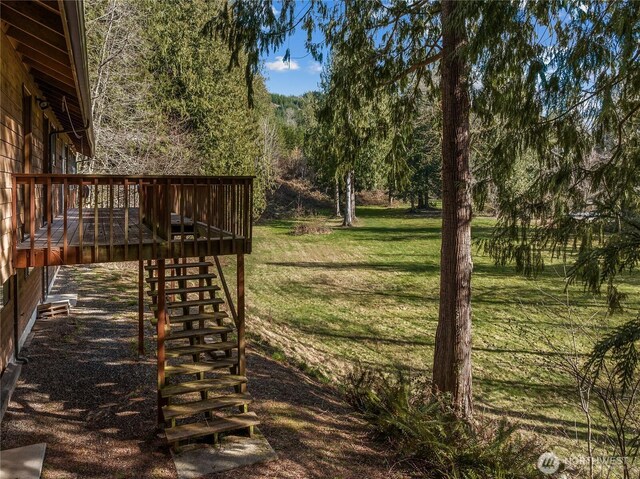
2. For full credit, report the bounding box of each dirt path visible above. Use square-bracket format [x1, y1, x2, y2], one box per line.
[1, 265, 409, 479]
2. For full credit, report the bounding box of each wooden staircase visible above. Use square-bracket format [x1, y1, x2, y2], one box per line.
[146, 258, 259, 450]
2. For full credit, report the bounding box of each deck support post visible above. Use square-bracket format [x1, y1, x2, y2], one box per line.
[157, 259, 166, 425]
[138, 259, 144, 356]
[12, 273, 22, 363]
[237, 254, 246, 387]
[12, 272, 27, 364]
[236, 253, 251, 434]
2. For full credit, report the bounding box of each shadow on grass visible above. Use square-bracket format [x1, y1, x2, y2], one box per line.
[266, 260, 441, 275]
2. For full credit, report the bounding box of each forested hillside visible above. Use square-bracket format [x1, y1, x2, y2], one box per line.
[85, 0, 444, 221]
[85, 0, 277, 214]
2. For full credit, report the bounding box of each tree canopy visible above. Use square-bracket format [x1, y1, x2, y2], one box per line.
[210, 0, 640, 418]
[85, 0, 278, 215]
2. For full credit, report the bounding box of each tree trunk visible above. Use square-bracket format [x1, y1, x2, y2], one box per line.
[432, 0, 474, 420]
[334, 178, 342, 217]
[343, 171, 353, 227]
[350, 170, 356, 220]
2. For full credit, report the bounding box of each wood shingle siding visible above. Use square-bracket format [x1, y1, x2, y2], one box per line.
[0, 25, 76, 373]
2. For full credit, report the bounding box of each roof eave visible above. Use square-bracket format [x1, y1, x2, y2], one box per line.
[58, 0, 94, 157]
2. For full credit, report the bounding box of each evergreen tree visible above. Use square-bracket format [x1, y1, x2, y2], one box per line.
[86, 0, 279, 214]
[85, 0, 199, 174]
[146, 0, 276, 215]
[210, 0, 640, 419]
[397, 92, 441, 211]
[468, 1, 640, 391]
[210, 0, 472, 415]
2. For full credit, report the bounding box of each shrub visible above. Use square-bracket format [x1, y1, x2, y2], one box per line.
[346, 366, 542, 478]
[290, 220, 332, 236]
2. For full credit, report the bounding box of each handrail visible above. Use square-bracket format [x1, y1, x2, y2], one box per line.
[12, 174, 256, 180]
[213, 255, 238, 326]
[11, 174, 253, 267]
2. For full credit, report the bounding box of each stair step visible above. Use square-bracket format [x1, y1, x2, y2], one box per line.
[166, 341, 236, 358]
[150, 298, 224, 311]
[166, 326, 234, 340]
[147, 273, 217, 283]
[149, 285, 220, 296]
[165, 359, 237, 376]
[161, 375, 247, 398]
[145, 262, 212, 271]
[164, 412, 259, 443]
[150, 312, 229, 326]
[163, 393, 253, 420]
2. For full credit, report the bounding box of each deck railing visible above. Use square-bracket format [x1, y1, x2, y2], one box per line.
[11, 174, 253, 267]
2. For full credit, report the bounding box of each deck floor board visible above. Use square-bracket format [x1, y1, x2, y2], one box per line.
[16, 208, 246, 267]
[19, 209, 156, 249]
[17, 208, 240, 250]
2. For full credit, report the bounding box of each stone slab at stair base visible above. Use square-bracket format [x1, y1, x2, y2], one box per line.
[0, 443, 47, 479]
[170, 429, 277, 479]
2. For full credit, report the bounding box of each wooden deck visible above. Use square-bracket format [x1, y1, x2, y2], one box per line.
[18, 208, 154, 250]
[14, 208, 246, 268]
[12, 174, 253, 268]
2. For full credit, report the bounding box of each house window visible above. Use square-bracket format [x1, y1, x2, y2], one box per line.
[22, 87, 32, 172]
[66, 146, 77, 174]
[43, 116, 50, 226]
[22, 87, 32, 241]
[63, 145, 70, 173]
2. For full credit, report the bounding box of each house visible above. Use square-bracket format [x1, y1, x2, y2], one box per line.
[1, 0, 258, 450]
[1, 0, 93, 375]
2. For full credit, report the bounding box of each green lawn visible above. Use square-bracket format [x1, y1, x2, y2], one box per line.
[243, 205, 640, 453]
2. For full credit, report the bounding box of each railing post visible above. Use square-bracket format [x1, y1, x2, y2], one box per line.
[108, 178, 114, 261]
[249, 178, 253, 253]
[46, 176, 52, 269]
[138, 178, 143, 260]
[63, 179, 68, 264]
[206, 178, 212, 256]
[217, 179, 224, 245]
[29, 177, 35, 266]
[243, 179, 250, 252]
[165, 178, 172, 258]
[124, 178, 129, 260]
[151, 178, 157, 259]
[78, 178, 84, 263]
[11, 175, 17, 272]
[231, 179, 237, 254]
[93, 178, 98, 263]
[180, 177, 185, 257]
[192, 177, 199, 257]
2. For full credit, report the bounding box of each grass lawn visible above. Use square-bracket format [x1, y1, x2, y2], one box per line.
[243, 205, 640, 454]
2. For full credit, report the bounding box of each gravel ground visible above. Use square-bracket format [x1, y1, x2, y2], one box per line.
[1, 265, 409, 479]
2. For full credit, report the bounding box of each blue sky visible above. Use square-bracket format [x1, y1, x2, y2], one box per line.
[261, 27, 326, 96]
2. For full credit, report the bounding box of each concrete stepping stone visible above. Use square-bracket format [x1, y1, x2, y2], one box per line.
[0, 443, 46, 479]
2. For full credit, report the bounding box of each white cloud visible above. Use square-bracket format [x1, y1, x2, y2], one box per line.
[265, 56, 300, 72]
[307, 62, 323, 74]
